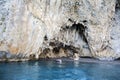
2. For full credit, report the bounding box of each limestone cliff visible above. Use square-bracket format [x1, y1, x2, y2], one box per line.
[0, 0, 119, 61]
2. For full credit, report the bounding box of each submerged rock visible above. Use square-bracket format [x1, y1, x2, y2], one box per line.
[0, 0, 120, 61]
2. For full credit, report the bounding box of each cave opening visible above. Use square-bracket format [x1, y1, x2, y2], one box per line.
[115, 0, 120, 12]
[40, 21, 90, 58]
[70, 22, 88, 43]
[61, 21, 88, 44]
[59, 22, 90, 56]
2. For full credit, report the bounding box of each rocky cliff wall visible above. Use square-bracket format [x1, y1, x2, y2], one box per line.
[0, 0, 119, 61]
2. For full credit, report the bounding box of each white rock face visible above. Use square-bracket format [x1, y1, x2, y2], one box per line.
[0, 0, 119, 60]
[111, 4, 120, 60]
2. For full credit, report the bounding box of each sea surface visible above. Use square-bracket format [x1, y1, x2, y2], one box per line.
[0, 60, 120, 80]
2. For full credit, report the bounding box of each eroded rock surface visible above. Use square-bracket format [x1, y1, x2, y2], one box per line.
[0, 0, 120, 61]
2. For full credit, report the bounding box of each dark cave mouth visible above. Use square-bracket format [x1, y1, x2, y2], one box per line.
[71, 23, 88, 43]
[62, 21, 88, 43]
[115, 0, 120, 12]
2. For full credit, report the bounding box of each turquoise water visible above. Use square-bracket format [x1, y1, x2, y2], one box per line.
[0, 60, 120, 80]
